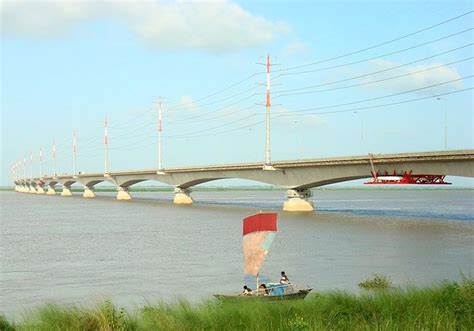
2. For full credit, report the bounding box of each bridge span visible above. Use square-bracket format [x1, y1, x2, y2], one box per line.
[14, 150, 474, 211]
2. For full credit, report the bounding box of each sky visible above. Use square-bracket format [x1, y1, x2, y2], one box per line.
[1, 0, 473, 187]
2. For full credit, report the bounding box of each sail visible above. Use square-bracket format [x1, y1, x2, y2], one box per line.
[243, 212, 278, 276]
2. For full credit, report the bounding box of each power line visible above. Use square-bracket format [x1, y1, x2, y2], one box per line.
[274, 10, 474, 73]
[275, 76, 472, 114]
[169, 93, 258, 124]
[165, 73, 260, 108]
[171, 87, 473, 139]
[277, 57, 473, 97]
[278, 28, 472, 76]
[280, 87, 473, 117]
[171, 104, 255, 125]
[167, 85, 258, 111]
[167, 113, 258, 138]
[273, 45, 473, 94]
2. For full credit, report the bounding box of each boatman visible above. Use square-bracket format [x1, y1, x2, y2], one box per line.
[242, 285, 253, 295]
[280, 271, 290, 284]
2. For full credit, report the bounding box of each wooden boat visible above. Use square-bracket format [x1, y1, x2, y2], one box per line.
[214, 212, 312, 302]
[215, 288, 312, 302]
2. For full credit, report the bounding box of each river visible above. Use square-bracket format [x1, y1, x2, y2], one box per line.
[1, 189, 473, 317]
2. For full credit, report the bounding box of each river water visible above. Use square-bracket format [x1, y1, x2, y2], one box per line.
[1, 189, 473, 317]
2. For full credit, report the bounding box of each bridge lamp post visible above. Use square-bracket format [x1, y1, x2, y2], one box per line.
[104, 117, 110, 176]
[353, 111, 364, 154]
[39, 147, 43, 178]
[52, 140, 57, 178]
[30, 151, 33, 179]
[73, 130, 78, 178]
[23, 156, 26, 180]
[157, 97, 165, 175]
[437, 97, 447, 150]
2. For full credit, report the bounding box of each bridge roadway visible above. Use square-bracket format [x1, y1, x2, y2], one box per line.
[14, 149, 474, 211]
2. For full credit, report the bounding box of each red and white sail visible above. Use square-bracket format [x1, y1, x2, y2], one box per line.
[243, 212, 278, 276]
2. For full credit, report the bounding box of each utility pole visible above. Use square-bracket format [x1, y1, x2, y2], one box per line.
[104, 117, 109, 175]
[437, 97, 447, 150]
[263, 54, 275, 170]
[23, 156, 26, 180]
[73, 131, 77, 177]
[39, 147, 43, 178]
[444, 104, 448, 150]
[53, 140, 57, 177]
[30, 151, 33, 179]
[157, 97, 165, 174]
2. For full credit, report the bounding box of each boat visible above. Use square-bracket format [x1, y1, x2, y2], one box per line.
[214, 212, 312, 301]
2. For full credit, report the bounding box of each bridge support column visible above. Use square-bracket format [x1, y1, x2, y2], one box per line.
[116, 187, 132, 200]
[283, 189, 314, 212]
[173, 187, 193, 204]
[29, 185, 37, 194]
[83, 186, 96, 198]
[36, 186, 45, 194]
[61, 186, 73, 196]
[19, 185, 26, 193]
[47, 186, 56, 195]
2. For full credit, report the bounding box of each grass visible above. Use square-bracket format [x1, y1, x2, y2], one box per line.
[2, 278, 473, 330]
[358, 273, 393, 289]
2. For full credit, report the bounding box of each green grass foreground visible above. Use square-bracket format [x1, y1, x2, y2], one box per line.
[1, 280, 473, 331]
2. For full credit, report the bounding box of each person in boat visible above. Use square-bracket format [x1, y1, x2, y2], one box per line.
[259, 283, 270, 296]
[242, 285, 253, 295]
[280, 271, 290, 284]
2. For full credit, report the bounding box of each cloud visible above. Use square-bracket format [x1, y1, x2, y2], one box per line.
[280, 40, 310, 58]
[0, 0, 289, 52]
[173, 95, 197, 112]
[274, 106, 328, 129]
[349, 59, 463, 95]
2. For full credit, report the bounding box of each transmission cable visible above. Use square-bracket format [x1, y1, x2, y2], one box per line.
[273, 45, 473, 94]
[277, 57, 473, 97]
[273, 11, 473, 73]
[277, 28, 472, 76]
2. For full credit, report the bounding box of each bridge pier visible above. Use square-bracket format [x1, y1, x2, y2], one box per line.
[83, 186, 96, 198]
[29, 185, 37, 194]
[61, 186, 73, 196]
[36, 186, 45, 194]
[174, 187, 193, 204]
[116, 186, 132, 200]
[283, 189, 314, 212]
[47, 186, 56, 195]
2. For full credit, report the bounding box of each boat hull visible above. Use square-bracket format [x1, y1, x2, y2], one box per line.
[214, 289, 312, 302]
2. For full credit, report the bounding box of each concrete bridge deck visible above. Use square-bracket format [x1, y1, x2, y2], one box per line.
[14, 149, 474, 211]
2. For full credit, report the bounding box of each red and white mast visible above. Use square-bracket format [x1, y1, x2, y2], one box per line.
[264, 54, 273, 169]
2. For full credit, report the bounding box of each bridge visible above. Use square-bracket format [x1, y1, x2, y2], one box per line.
[13, 149, 474, 211]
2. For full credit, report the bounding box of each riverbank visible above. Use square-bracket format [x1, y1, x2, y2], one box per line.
[2, 279, 472, 330]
